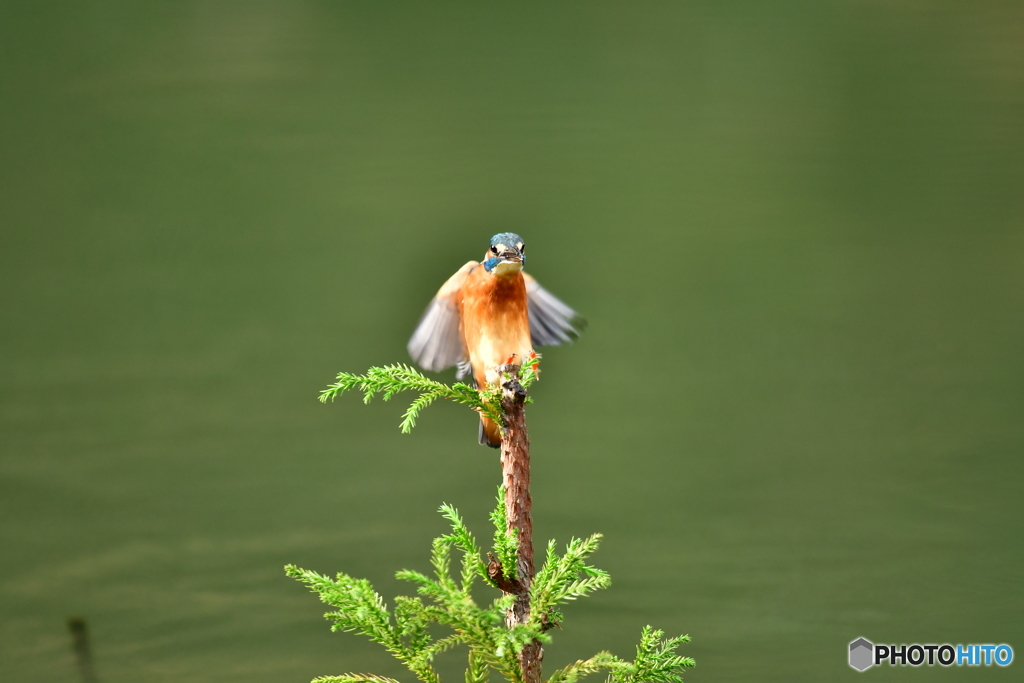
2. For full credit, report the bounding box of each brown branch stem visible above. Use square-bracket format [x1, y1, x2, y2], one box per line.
[497, 363, 541, 683]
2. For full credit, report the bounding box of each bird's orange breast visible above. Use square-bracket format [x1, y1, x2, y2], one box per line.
[458, 266, 533, 388]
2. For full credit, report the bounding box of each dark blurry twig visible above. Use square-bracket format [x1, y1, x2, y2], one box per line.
[67, 617, 99, 683]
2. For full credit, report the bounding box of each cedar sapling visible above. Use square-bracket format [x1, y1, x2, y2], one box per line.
[288, 353, 694, 683]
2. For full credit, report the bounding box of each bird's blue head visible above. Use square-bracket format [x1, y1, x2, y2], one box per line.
[483, 232, 526, 274]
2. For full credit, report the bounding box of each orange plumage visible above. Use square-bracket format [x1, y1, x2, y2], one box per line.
[459, 264, 533, 445]
[407, 233, 583, 447]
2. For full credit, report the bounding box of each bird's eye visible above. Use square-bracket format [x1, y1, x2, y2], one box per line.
[490, 246, 499, 254]
[518, 242, 524, 252]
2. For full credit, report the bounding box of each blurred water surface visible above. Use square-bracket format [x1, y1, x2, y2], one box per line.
[2, 2, 1022, 681]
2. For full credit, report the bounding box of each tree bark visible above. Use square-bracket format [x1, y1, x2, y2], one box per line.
[498, 365, 541, 683]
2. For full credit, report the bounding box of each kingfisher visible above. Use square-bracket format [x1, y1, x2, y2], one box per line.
[408, 233, 584, 447]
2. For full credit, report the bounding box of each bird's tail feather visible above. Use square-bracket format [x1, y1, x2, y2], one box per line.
[478, 415, 501, 448]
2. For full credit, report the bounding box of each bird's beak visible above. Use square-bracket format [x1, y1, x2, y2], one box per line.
[498, 249, 523, 263]
[492, 251, 524, 275]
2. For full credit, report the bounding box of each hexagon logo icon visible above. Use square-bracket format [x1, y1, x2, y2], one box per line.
[849, 638, 874, 671]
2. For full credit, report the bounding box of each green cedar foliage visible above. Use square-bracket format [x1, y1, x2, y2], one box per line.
[287, 500, 693, 683]
[318, 355, 541, 435]
[294, 359, 694, 683]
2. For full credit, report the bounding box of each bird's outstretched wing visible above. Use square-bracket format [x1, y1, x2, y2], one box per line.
[407, 261, 477, 372]
[524, 272, 586, 346]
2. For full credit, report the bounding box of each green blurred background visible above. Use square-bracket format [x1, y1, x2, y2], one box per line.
[2, 2, 1022, 681]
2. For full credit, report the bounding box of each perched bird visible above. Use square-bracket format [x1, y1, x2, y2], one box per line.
[408, 233, 584, 447]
